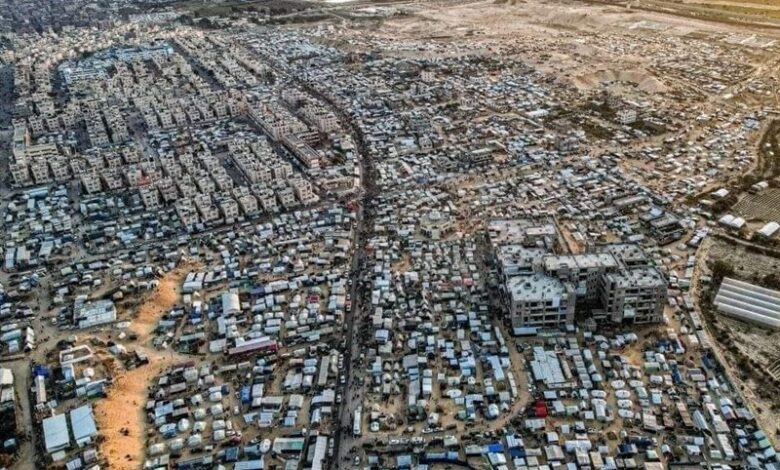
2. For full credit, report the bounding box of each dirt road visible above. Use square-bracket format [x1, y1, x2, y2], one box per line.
[95, 263, 196, 469]
[93, 352, 180, 470]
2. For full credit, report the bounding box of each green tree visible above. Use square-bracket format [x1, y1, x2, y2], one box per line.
[711, 260, 735, 280]
[763, 273, 780, 290]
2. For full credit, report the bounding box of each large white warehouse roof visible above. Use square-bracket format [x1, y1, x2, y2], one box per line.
[714, 277, 780, 330]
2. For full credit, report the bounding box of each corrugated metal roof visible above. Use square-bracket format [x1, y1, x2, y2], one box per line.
[235, 460, 265, 470]
[42, 413, 70, 453]
[71, 405, 98, 442]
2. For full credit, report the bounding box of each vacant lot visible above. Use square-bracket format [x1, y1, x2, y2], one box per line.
[733, 188, 780, 221]
[96, 264, 195, 469]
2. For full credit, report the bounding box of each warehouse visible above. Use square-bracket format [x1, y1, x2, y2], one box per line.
[70, 405, 98, 447]
[42, 413, 70, 454]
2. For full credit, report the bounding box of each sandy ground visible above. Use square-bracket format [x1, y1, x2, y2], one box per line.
[128, 263, 195, 338]
[93, 355, 177, 470]
[376, 0, 780, 40]
[683, 0, 780, 11]
[571, 69, 667, 93]
[95, 262, 197, 469]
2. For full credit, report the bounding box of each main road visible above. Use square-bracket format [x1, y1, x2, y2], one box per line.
[291, 80, 376, 469]
[175, 40, 377, 467]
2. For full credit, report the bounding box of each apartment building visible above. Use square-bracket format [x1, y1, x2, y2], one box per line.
[282, 134, 321, 169]
[27, 115, 45, 136]
[248, 99, 308, 141]
[49, 160, 70, 182]
[140, 185, 161, 210]
[9, 163, 31, 187]
[234, 189, 258, 216]
[616, 108, 638, 125]
[276, 185, 298, 210]
[194, 194, 219, 223]
[300, 103, 339, 133]
[86, 117, 110, 147]
[157, 178, 180, 204]
[175, 199, 199, 228]
[290, 177, 317, 205]
[81, 173, 102, 194]
[100, 170, 124, 191]
[543, 254, 618, 302]
[31, 161, 52, 184]
[218, 196, 240, 222]
[272, 163, 293, 180]
[253, 185, 278, 213]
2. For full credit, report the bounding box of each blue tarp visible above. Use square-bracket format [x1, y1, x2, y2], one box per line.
[487, 443, 504, 453]
[240, 386, 251, 404]
[225, 446, 239, 462]
[509, 448, 526, 458]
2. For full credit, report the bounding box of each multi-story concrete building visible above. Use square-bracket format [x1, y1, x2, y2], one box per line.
[543, 254, 618, 303]
[139, 185, 161, 210]
[31, 161, 52, 184]
[175, 199, 199, 229]
[272, 162, 293, 180]
[49, 159, 70, 181]
[9, 163, 31, 186]
[276, 185, 298, 210]
[282, 134, 321, 169]
[86, 116, 110, 147]
[253, 185, 278, 213]
[218, 196, 240, 222]
[253, 96, 311, 136]
[598, 268, 667, 324]
[81, 173, 102, 194]
[494, 220, 668, 330]
[290, 177, 317, 205]
[506, 274, 576, 329]
[194, 194, 219, 223]
[234, 189, 258, 216]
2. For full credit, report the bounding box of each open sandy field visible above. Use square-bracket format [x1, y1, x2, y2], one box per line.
[359, 0, 780, 104]
[94, 353, 179, 470]
[733, 188, 780, 221]
[95, 263, 197, 469]
[683, 0, 780, 11]
[375, 0, 780, 40]
[128, 263, 197, 338]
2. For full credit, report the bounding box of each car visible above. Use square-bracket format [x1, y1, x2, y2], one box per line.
[353, 456, 360, 467]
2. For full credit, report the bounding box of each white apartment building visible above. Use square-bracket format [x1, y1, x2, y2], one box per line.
[140, 185, 161, 209]
[81, 173, 102, 194]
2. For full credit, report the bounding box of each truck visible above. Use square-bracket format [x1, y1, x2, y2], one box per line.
[353, 406, 362, 437]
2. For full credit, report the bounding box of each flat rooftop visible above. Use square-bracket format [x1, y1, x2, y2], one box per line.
[507, 274, 569, 302]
